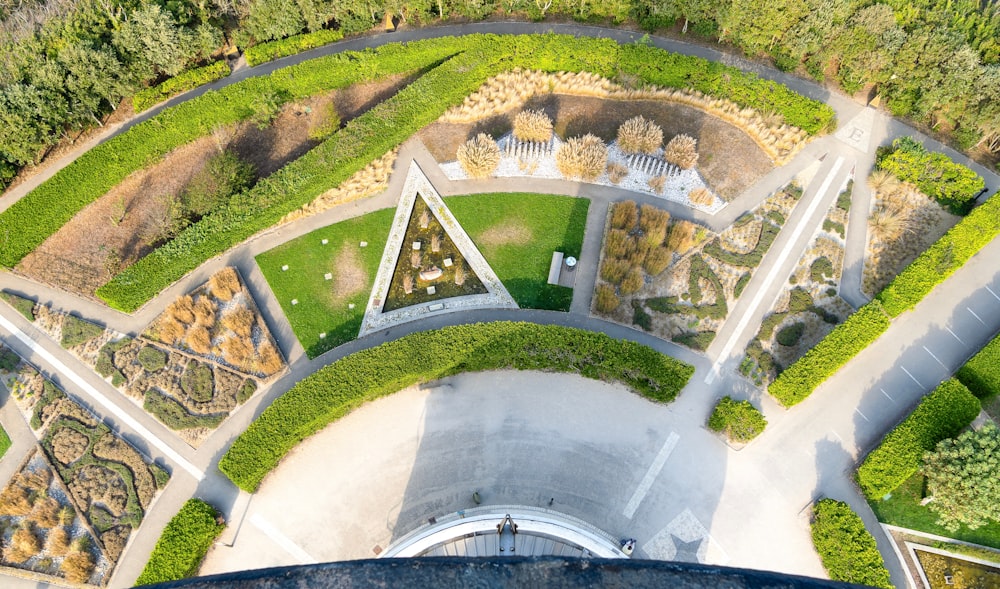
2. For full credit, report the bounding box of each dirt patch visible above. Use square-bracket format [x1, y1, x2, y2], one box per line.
[15, 75, 416, 298]
[478, 220, 533, 248]
[418, 94, 772, 200]
[331, 244, 367, 302]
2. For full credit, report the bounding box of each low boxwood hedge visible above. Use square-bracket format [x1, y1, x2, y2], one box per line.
[956, 331, 1000, 400]
[708, 396, 766, 442]
[856, 379, 980, 500]
[810, 499, 893, 589]
[768, 301, 890, 406]
[133, 61, 231, 113]
[218, 322, 694, 492]
[134, 499, 224, 586]
[244, 29, 345, 66]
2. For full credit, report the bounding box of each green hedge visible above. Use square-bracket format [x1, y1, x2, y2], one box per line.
[244, 29, 345, 66]
[856, 379, 980, 500]
[134, 499, 224, 586]
[810, 499, 893, 589]
[878, 138, 985, 215]
[133, 62, 231, 113]
[0, 291, 35, 322]
[218, 322, 694, 492]
[956, 331, 1000, 400]
[768, 301, 891, 406]
[877, 193, 1000, 317]
[708, 396, 767, 442]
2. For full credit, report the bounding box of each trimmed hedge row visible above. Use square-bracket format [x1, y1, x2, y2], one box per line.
[134, 499, 224, 586]
[768, 301, 891, 406]
[878, 139, 985, 215]
[877, 192, 1000, 317]
[218, 322, 694, 492]
[956, 330, 1000, 400]
[244, 29, 345, 66]
[810, 499, 893, 589]
[856, 379, 980, 500]
[133, 62, 231, 113]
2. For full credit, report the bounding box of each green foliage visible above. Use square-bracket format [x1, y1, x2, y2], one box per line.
[956, 330, 1000, 400]
[632, 301, 652, 331]
[787, 287, 813, 313]
[759, 311, 788, 340]
[878, 193, 1000, 317]
[822, 219, 845, 238]
[180, 151, 256, 220]
[0, 424, 10, 460]
[708, 396, 766, 442]
[237, 379, 257, 404]
[671, 331, 716, 351]
[137, 346, 167, 372]
[776, 322, 804, 346]
[219, 322, 695, 491]
[810, 257, 834, 282]
[181, 362, 214, 403]
[244, 30, 345, 66]
[877, 138, 985, 215]
[0, 348, 19, 372]
[144, 390, 225, 430]
[0, 292, 36, 322]
[133, 62, 231, 112]
[60, 316, 104, 349]
[135, 499, 224, 586]
[857, 379, 981, 500]
[703, 222, 779, 268]
[811, 499, 893, 589]
[769, 301, 891, 406]
[30, 380, 64, 430]
[922, 423, 1000, 531]
[734, 273, 751, 298]
[836, 181, 853, 212]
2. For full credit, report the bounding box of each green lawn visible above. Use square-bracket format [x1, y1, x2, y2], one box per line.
[869, 472, 1000, 549]
[0, 424, 10, 459]
[257, 193, 589, 358]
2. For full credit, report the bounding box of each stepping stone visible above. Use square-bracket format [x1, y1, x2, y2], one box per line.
[443, 258, 453, 267]
[319, 333, 326, 339]
[348, 303, 355, 309]
[321, 239, 328, 245]
[360, 241, 368, 247]
[324, 273, 333, 280]
[412, 241, 421, 250]
[429, 303, 444, 311]
[282, 265, 289, 271]
[291, 299, 298, 305]
[427, 286, 436, 295]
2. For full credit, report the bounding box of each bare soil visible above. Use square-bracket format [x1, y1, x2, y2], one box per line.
[418, 94, 773, 200]
[15, 74, 414, 298]
[478, 220, 533, 247]
[331, 245, 367, 303]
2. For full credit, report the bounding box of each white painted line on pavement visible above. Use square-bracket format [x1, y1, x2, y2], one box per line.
[0, 314, 205, 480]
[705, 156, 846, 384]
[250, 514, 317, 564]
[831, 430, 843, 442]
[967, 307, 987, 325]
[922, 346, 948, 369]
[623, 432, 680, 519]
[945, 326, 966, 346]
[855, 408, 869, 422]
[986, 285, 1000, 302]
[900, 366, 923, 388]
[880, 388, 894, 402]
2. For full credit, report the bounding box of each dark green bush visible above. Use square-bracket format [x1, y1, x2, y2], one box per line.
[856, 379, 980, 499]
[244, 29, 345, 66]
[708, 396, 766, 442]
[181, 362, 214, 403]
[877, 138, 985, 215]
[0, 292, 36, 322]
[810, 257, 834, 282]
[133, 62, 231, 112]
[144, 390, 225, 430]
[787, 288, 813, 313]
[61, 316, 104, 349]
[734, 272, 751, 298]
[810, 499, 893, 589]
[703, 222, 779, 268]
[836, 181, 853, 212]
[111, 370, 126, 387]
[180, 151, 256, 221]
[769, 301, 890, 406]
[823, 219, 845, 238]
[632, 301, 652, 331]
[135, 499, 224, 586]
[0, 348, 20, 371]
[956, 331, 1000, 400]
[236, 379, 257, 404]
[776, 322, 804, 347]
[759, 311, 788, 340]
[671, 331, 716, 351]
[219, 322, 694, 491]
[137, 346, 167, 372]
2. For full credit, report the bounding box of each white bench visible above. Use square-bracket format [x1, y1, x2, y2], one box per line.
[547, 251, 564, 285]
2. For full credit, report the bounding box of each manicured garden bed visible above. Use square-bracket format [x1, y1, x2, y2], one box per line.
[810, 499, 893, 589]
[135, 499, 224, 586]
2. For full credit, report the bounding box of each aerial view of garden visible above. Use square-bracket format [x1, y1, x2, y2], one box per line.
[0, 0, 998, 587]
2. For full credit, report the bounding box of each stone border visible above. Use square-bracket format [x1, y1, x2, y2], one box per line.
[359, 162, 518, 337]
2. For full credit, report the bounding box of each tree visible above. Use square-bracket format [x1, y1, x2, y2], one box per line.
[112, 4, 195, 78]
[922, 423, 1000, 531]
[243, 0, 306, 42]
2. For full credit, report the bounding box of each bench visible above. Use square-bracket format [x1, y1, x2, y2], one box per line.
[547, 251, 564, 285]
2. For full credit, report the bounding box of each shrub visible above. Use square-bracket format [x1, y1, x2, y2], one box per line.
[556, 134, 607, 181]
[610, 201, 637, 231]
[877, 138, 985, 214]
[734, 273, 751, 298]
[0, 348, 19, 372]
[672, 331, 716, 351]
[810, 257, 834, 282]
[664, 134, 698, 169]
[137, 346, 167, 372]
[600, 258, 629, 285]
[133, 61, 230, 112]
[665, 220, 698, 254]
[594, 284, 620, 313]
[61, 316, 104, 349]
[185, 325, 212, 355]
[512, 109, 553, 143]
[237, 379, 258, 404]
[856, 379, 980, 499]
[606, 162, 628, 184]
[688, 187, 714, 206]
[632, 301, 652, 331]
[180, 151, 256, 220]
[0, 292, 36, 322]
[810, 499, 893, 589]
[135, 499, 224, 585]
[643, 247, 672, 276]
[708, 396, 767, 442]
[221, 307, 254, 338]
[768, 301, 891, 406]
[620, 267, 645, 294]
[61, 543, 95, 583]
[209, 268, 241, 301]
[647, 175, 666, 194]
[616, 115, 662, 155]
[704, 223, 779, 269]
[877, 193, 1000, 317]
[219, 322, 694, 491]
[776, 322, 804, 346]
[787, 288, 813, 313]
[956, 331, 1000, 399]
[457, 133, 501, 178]
[144, 390, 224, 430]
[244, 29, 345, 66]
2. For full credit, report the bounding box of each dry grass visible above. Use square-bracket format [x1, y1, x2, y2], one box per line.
[155, 316, 185, 344]
[868, 203, 913, 245]
[30, 496, 60, 528]
[605, 229, 631, 258]
[513, 109, 553, 143]
[611, 201, 638, 231]
[209, 268, 241, 301]
[331, 246, 367, 301]
[457, 133, 501, 178]
[46, 526, 70, 557]
[61, 545, 95, 583]
[689, 187, 714, 206]
[639, 204, 670, 235]
[167, 295, 196, 325]
[617, 115, 663, 154]
[620, 266, 645, 294]
[556, 134, 607, 181]
[220, 336, 252, 371]
[255, 341, 283, 375]
[643, 246, 672, 275]
[647, 175, 666, 194]
[221, 307, 254, 338]
[665, 134, 699, 169]
[867, 169, 900, 196]
[606, 162, 628, 184]
[185, 325, 212, 355]
[600, 258, 630, 284]
[193, 296, 217, 327]
[594, 283, 620, 312]
[6, 524, 39, 563]
[281, 149, 398, 223]
[479, 221, 532, 247]
[666, 220, 699, 254]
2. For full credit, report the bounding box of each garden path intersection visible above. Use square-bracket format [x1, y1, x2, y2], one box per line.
[0, 25, 998, 589]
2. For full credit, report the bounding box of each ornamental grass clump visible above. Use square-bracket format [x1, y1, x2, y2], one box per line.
[664, 134, 698, 169]
[688, 187, 714, 206]
[617, 116, 663, 155]
[610, 200, 638, 231]
[594, 284, 619, 313]
[457, 133, 501, 179]
[556, 134, 607, 181]
[606, 162, 628, 184]
[513, 109, 553, 143]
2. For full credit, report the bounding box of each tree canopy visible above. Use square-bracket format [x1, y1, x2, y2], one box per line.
[922, 422, 1000, 532]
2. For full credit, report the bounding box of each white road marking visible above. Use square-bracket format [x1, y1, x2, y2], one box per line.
[705, 157, 846, 384]
[967, 307, 987, 325]
[922, 346, 948, 369]
[250, 514, 318, 564]
[855, 408, 869, 422]
[0, 313, 204, 480]
[880, 388, 894, 402]
[830, 430, 843, 442]
[900, 366, 923, 387]
[945, 326, 966, 346]
[985, 284, 1000, 302]
[623, 432, 680, 519]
